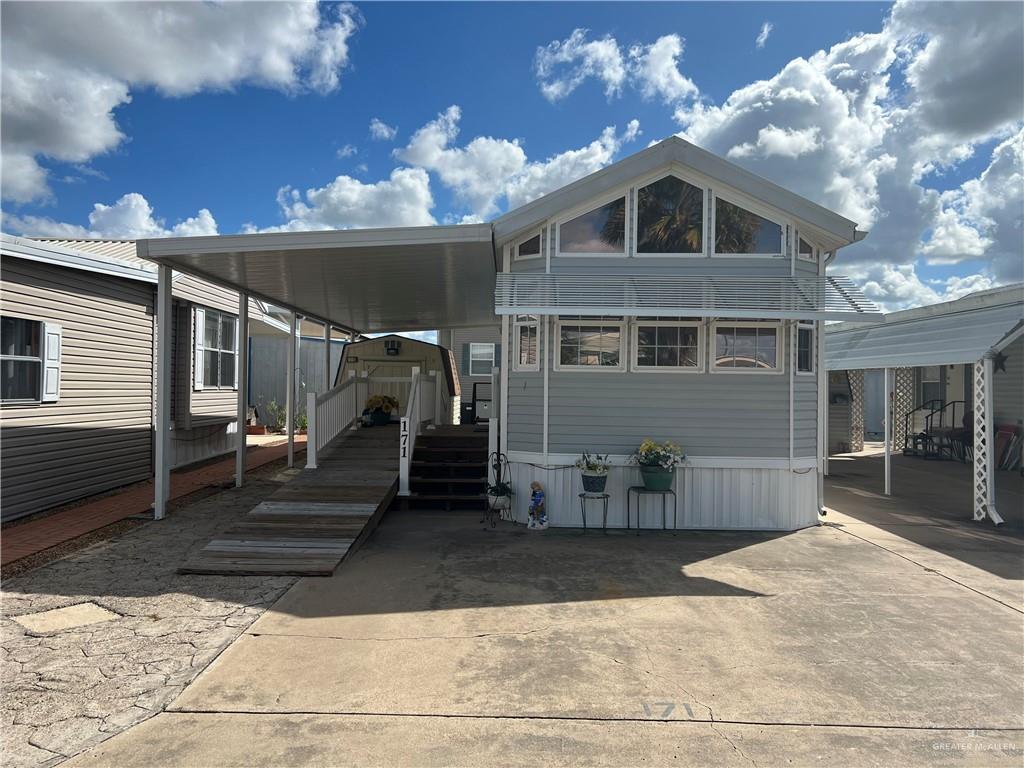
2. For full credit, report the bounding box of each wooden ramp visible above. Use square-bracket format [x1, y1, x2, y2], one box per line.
[179, 425, 398, 576]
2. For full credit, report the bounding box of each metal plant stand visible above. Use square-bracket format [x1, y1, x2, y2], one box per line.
[578, 493, 610, 531]
[627, 487, 677, 534]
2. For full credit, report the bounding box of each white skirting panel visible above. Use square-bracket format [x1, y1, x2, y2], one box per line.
[169, 420, 237, 470]
[506, 462, 819, 531]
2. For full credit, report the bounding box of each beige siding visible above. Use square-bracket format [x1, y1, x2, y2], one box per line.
[1, 258, 155, 519]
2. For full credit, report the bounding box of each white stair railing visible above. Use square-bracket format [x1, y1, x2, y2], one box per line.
[306, 376, 359, 470]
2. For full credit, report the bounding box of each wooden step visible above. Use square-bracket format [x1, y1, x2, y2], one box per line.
[410, 477, 486, 485]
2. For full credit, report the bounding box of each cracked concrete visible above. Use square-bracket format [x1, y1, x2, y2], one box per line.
[1, 475, 297, 767]
[64, 503, 1024, 767]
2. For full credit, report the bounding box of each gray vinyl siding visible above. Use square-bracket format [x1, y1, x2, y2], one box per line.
[994, 337, 1023, 428]
[507, 318, 817, 457]
[1, 258, 155, 520]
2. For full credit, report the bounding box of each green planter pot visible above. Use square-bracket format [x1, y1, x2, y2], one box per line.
[639, 465, 674, 491]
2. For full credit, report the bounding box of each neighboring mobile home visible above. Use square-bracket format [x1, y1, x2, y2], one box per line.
[0, 235, 289, 520]
[137, 137, 884, 530]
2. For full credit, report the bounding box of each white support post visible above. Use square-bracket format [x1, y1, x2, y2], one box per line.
[306, 390, 318, 470]
[235, 293, 248, 487]
[154, 265, 172, 520]
[487, 417, 499, 486]
[973, 357, 1004, 525]
[286, 312, 297, 468]
[883, 367, 892, 496]
[323, 322, 331, 391]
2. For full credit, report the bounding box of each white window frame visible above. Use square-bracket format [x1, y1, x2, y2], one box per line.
[512, 315, 540, 372]
[555, 187, 630, 259]
[630, 320, 704, 373]
[711, 191, 787, 259]
[198, 307, 239, 391]
[468, 342, 496, 377]
[632, 170, 709, 259]
[796, 322, 815, 375]
[512, 229, 544, 262]
[553, 316, 627, 372]
[797, 233, 819, 263]
[709, 320, 785, 374]
[1, 316, 44, 405]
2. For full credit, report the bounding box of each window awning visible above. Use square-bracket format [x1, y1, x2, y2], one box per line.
[494, 273, 881, 321]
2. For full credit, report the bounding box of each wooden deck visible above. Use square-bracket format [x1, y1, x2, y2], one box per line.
[179, 425, 398, 576]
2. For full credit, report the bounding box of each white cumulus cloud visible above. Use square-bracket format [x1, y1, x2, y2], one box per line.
[3, 192, 218, 239]
[1, 1, 362, 203]
[628, 35, 699, 104]
[535, 29, 626, 102]
[369, 118, 398, 141]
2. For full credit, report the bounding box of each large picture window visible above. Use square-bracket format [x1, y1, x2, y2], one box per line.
[712, 322, 782, 372]
[558, 197, 626, 255]
[636, 175, 704, 255]
[714, 197, 783, 255]
[632, 320, 702, 371]
[200, 309, 238, 389]
[513, 315, 539, 371]
[1, 316, 42, 403]
[555, 317, 625, 371]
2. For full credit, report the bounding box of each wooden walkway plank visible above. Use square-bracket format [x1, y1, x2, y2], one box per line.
[178, 426, 398, 576]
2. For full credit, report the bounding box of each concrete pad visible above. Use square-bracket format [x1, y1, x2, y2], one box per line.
[12, 602, 119, 634]
[67, 712, 1024, 768]
[172, 513, 1023, 730]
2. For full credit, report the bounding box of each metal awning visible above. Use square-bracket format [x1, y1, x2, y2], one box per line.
[827, 294, 1023, 370]
[138, 224, 497, 333]
[494, 273, 881, 321]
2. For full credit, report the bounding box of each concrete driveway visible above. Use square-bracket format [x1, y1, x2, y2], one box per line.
[69, 507, 1023, 767]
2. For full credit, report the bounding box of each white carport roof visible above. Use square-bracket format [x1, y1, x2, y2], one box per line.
[137, 224, 497, 333]
[826, 284, 1024, 370]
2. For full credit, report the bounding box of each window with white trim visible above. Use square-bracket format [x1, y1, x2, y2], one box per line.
[798, 237, 817, 262]
[632, 319, 702, 371]
[636, 175, 704, 255]
[199, 309, 238, 389]
[714, 197, 784, 256]
[796, 323, 815, 374]
[2, 316, 42, 403]
[514, 232, 542, 261]
[513, 315, 539, 371]
[558, 197, 626, 255]
[555, 316, 625, 370]
[712, 322, 781, 371]
[469, 342, 495, 377]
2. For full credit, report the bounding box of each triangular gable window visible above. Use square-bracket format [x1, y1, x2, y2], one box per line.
[559, 197, 626, 254]
[715, 198, 783, 255]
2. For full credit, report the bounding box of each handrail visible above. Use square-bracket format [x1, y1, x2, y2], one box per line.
[306, 376, 359, 469]
[902, 398, 944, 450]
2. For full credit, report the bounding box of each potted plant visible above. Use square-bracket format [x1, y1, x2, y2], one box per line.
[575, 452, 611, 494]
[363, 394, 399, 426]
[486, 481, 513, 511]
[630, 439, 685, 491]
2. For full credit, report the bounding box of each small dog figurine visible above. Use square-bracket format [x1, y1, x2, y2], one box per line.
[528, 481, 547, 530]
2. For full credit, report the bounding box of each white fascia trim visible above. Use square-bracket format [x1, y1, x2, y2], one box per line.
[505, 451, 817, 470]
[2, 236, 157, 283]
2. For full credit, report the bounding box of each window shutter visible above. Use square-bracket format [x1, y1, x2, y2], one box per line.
[461, 343, 470, 375]
[234, 317, 240, 389]
[494, 344, 501, 371]
[194, 307, 205, 390]
[41, 322, 62, 403]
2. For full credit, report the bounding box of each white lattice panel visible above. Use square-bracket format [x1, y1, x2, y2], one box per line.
[973, 360, 989, 521]
[848, 370, 865, 452]
[893, 368, 914, 449]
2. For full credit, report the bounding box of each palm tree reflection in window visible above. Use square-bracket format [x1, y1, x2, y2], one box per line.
[715, 198, 782, 254]
[636, 176, 703, 254]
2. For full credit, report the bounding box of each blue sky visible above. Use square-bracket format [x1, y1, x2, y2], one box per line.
[2, 1, 1021, 311]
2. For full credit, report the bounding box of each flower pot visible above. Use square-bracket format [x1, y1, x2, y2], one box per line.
[371, 409, 391, 426]
[488, 494, 511, 510]
[639, 465, 674, 491]
[581, 472, 608, 494]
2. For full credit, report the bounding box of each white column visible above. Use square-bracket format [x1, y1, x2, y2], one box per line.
[323, 321, 331, 392]
[154, 265, 173, 519]
[286, 312, 297, 468]
[235, 293, 248, 487]
[883, 367, 892, 496]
